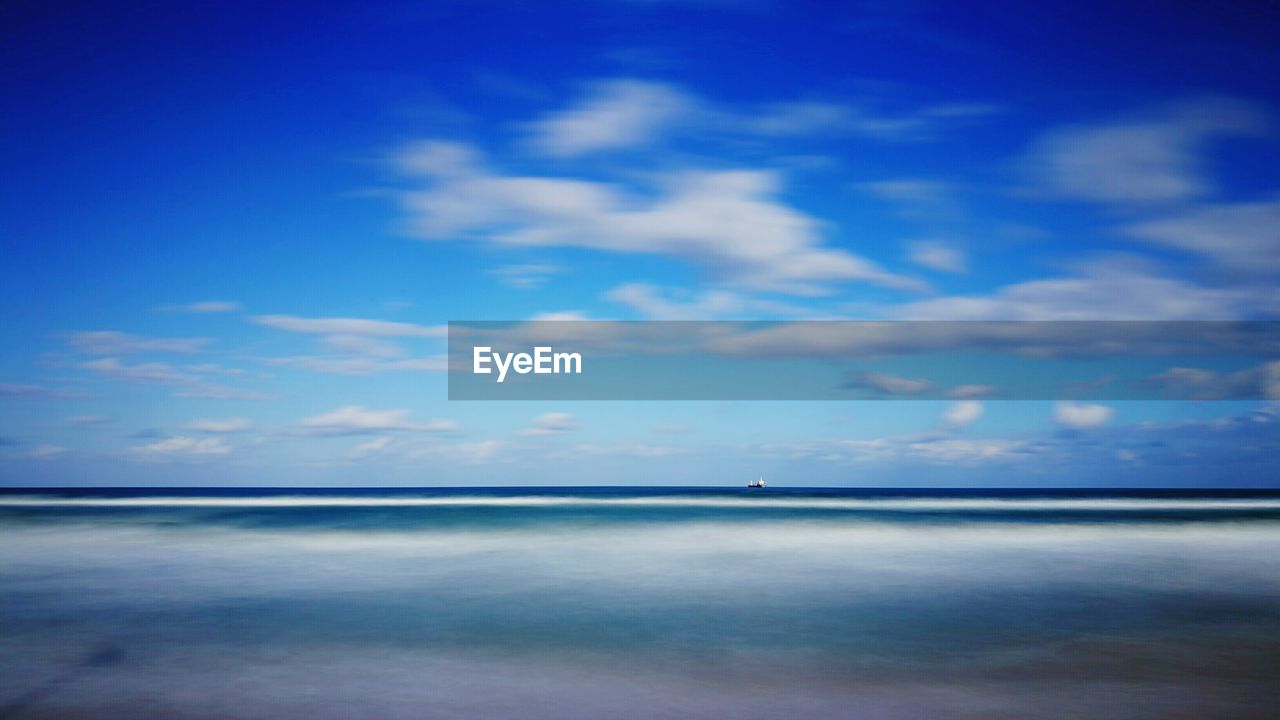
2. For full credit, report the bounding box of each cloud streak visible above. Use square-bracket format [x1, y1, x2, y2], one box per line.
[126, 436, 232, 460]
[67, 331, 213, 355]
[519, 412, 577, 437]
[1025, 97, 1266, 205]
[253, 315, 445, 338]
[296, 406, 457, 435]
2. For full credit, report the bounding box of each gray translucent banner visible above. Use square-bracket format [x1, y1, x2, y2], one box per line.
[447, 321, 1280, 401]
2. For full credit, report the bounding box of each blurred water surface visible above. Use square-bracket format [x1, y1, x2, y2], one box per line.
[3, 487, 1279, 719]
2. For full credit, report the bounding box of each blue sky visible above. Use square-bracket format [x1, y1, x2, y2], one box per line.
[2, 0, 1278, 486]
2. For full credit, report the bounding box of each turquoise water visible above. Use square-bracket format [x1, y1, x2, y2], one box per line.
[3, 488, 1280, 719]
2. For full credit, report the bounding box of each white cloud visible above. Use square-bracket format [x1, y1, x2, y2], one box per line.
[1126, 196, 1280, 277]
[401, 439, 504, 464]
[263, 355, 446, 375]
[749, 100, 999, 141]
[569, 443, 688, 458]
[254, 315, 446, 371]
[891, 260, 1271, 320]
[903, 438, 1022, 463]
[25, 444, 69, 460]
[906, 239, 967, 273]
[399, 144, 924, 295]
[297, 405, 457, 435]
[519, 412, 578, 437]
[173, 386, 272, 400]
[943, 400, 984, 428]
[68, 331, 212, 355]
[488, 263, 563, 289]
[948, 384, 1000, 399]
[184, 417, 252, 433]
[604, 283, 813, 320]
[859, 179, 963, 220]
[527, 311, 593, 322]
[0, 383, 76, 399]
[1053, 402, 1113, 430]
[604, 283, 742, 320]
[749, 101, 852, 136]
[524, 80, 996, 157]
[845, 371, 934, 396]
[1026, 98, 1265, 205]
[528, 79, 694, 156]
[1146, 362, 1280, 400]
[183, 363, 250, 377]
[176, 301, 242, 313]
[126, 436, 232, 460]
[396, 140, 483, 177]
[318, 334, 406, 358]
[76, 358, 268, 399]
[351, 436, 393, 457]
[253, 315, 445, 338]
[67, 415, 109, 425]
[763, 435, 1028, 465]
[81, 358, 201, 385]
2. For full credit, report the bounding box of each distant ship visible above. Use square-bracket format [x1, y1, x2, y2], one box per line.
[747, 477, 766, 488]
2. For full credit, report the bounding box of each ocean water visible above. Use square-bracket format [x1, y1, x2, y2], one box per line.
[2, 487, 1279, 719]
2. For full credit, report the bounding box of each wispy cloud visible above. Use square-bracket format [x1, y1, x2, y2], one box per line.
[762, 435, 1031, 465]
[845, 371, 935, 396]
[604, 283, 743, 320]
[947, 384, 1000, 399]
[79, 358, 268, 399]
[173, 386, 272, 400]
[67, 331, 213, 355]
[943, 400, 983, 428]
[528, 79, 694, 156]
[398, 142, 925, 295]
[350, 435, 393, 457]
[519, 412, 577, 437]
[80, 358, 202, 385]
[252, 315, 445, 338]
[317, 334, 406, 358]
[488, 263, 563, 289]
[1146, 362, 1280, 400]
[891, 260, 1272, 320]
[1126, 196, 1280, 278]
[296, 405, 457, 435]
[0, 383, 79, 400]
[747, 100, 999, 141]
[24, 444, 69, 460]
[1053, 401, 1113, 429]
[568, 442, 688, 458]
[263, 355, 446, 376]
[400, 438, 504, 464]
[171, 300, 243, 313]
[252, 315, 447, 373]
[184, 417, 253, 433]
[1025, 97, 1266, 205]
[126, 436, 232, 460]
[524, 79, 997, 157]
[603, 283, 817, 320]
[906, 239, 967, 273]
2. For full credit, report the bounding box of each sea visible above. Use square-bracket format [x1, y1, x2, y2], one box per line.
[2, 487, 1279, 719]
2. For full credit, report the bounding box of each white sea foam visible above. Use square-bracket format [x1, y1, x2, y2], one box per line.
[2, 494, 1280, 511]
